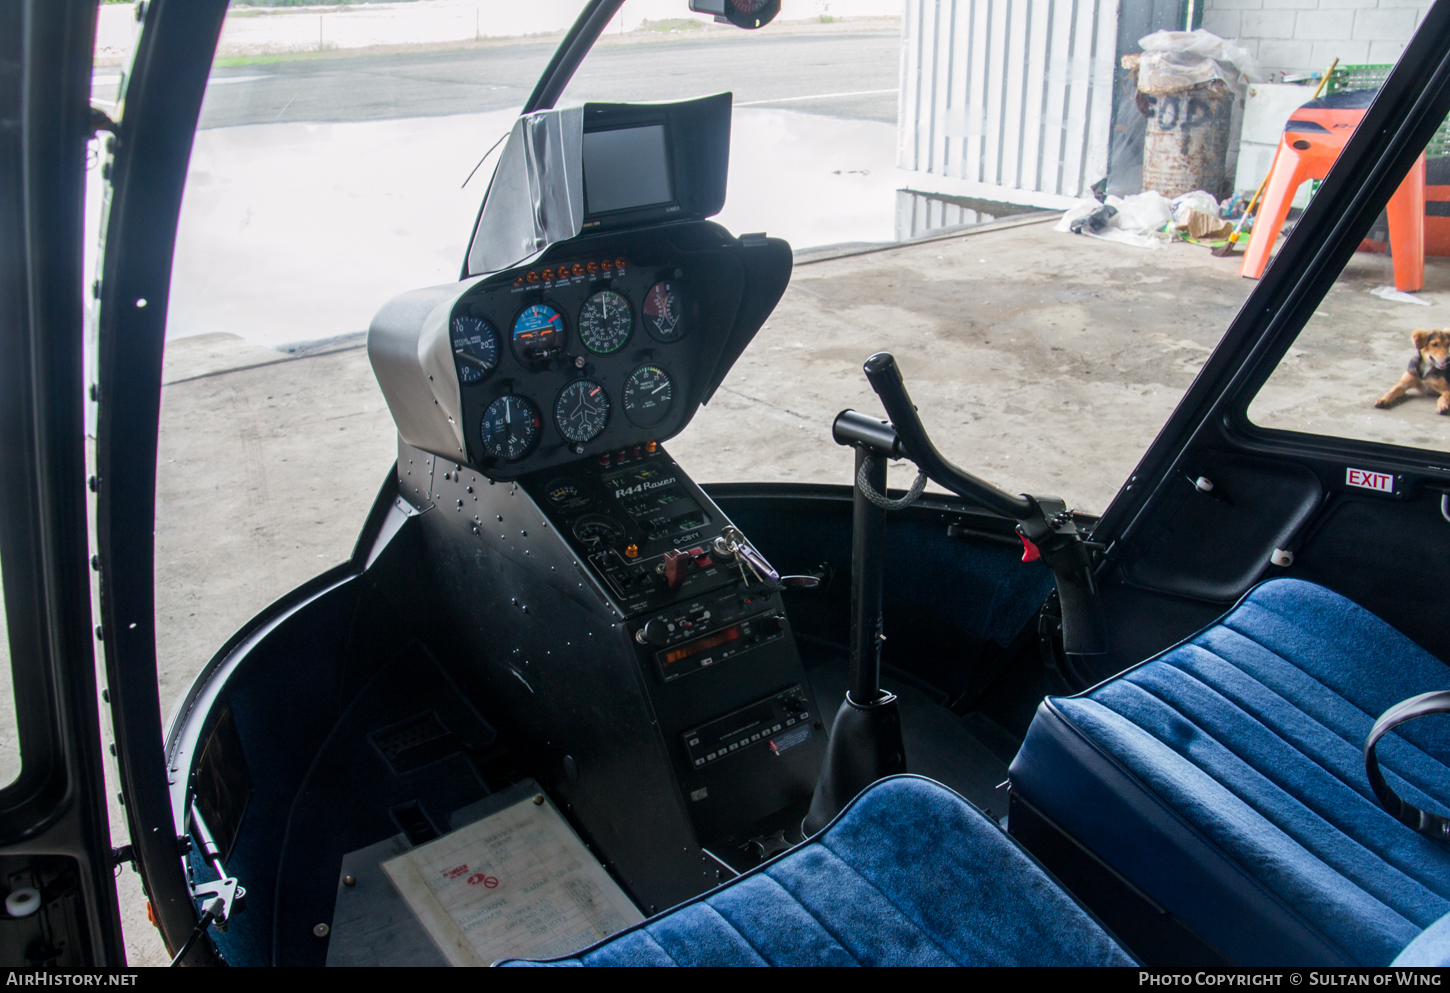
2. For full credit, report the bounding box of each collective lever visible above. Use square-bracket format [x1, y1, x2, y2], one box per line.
[850, 351, 1106, 658]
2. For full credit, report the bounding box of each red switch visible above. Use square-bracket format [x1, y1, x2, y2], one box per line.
[1018, 532, 1041, 563]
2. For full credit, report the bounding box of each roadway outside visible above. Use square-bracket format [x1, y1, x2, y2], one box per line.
[74, 5, 1450, 965]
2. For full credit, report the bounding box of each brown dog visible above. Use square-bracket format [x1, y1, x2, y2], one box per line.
[1375, 329, 1450, 414]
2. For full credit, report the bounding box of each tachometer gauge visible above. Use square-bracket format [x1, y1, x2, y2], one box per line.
[622, 364, 674, 428]
[572, 514, 625, 551]
[480, 394, 541, 462]
[554, 379, 610, 445]
[451, 315, 500, 384]
[512, 303, 565, 364]
[578, 290, 633, 354]
[643, 281, 684, 342]
[543, 479, 592, 513]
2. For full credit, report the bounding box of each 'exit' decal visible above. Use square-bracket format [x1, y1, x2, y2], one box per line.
[1346, 467, 1395, 493]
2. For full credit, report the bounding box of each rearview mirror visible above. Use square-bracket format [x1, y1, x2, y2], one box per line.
[689, 0, 781, 30]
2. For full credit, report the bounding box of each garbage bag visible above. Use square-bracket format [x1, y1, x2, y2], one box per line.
[1135, 28, 1263, 96]
[1171, 190, 1222, 224]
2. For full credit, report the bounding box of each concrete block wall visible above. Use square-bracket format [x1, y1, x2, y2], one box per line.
[1201, 0, 1431, 78]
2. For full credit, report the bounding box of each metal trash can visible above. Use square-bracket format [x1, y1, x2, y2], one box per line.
[1140, 79, 1235, 198]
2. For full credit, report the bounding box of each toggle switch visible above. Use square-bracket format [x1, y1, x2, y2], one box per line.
[661, 549, 688, 589]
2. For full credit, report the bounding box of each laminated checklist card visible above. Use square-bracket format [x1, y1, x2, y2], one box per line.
[383, 785, 643, 965]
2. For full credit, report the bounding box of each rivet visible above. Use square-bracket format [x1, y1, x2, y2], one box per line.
[533, 795, 545, 805]
[313, 923, 330, 937]
[343, 876, 356, 887]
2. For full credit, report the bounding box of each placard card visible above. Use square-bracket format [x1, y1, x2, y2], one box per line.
[382, 792, 643, 965]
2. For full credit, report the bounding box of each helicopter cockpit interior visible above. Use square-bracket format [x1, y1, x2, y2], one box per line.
[162, 71, 1108, 968]
[13, 0, 1450, 972]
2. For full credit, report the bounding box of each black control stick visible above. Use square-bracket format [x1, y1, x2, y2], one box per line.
[803, 431, 907, 836]
[856, 352, 1106, 658]
[804, 353, 1106, 834]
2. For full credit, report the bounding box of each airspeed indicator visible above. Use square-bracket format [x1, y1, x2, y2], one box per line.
[578, 290, 633, 354]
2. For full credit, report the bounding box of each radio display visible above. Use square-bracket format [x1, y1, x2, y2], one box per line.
[662, 624, 742, 671]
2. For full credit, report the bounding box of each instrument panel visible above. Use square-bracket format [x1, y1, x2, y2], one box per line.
[441, 223, 788, 481]
[451, 252, 712, 476]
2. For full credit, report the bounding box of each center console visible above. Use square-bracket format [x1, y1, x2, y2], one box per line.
[517, 445, 827, 870]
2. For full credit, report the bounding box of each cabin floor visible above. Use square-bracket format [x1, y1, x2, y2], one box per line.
[93, 223, 1450, 963]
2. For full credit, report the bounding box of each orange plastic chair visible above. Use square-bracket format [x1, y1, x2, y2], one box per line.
[1242, 89, 1425, 291]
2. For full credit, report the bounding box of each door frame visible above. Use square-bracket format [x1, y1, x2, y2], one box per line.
[0, 0, 126, 966]
[91, 0, 229, 964]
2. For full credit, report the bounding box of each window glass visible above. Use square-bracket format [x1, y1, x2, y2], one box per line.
[150, 0, 584, 716]
[139, 0, 1442, 726]
[563, 0, 1277, 512]
[1248, 104, 1450, 454]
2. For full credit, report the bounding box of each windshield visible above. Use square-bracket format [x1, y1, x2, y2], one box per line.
[94, 0, 1449, 961]
[558, 7, 902, 249]
[99, 0, 593, 965]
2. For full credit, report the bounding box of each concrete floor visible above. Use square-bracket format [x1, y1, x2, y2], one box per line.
[76, 217, 1450, 963]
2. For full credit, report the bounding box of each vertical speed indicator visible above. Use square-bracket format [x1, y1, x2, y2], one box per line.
[451, 315, 500, 384]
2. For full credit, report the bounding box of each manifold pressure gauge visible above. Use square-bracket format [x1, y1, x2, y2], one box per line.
[622, 365, 673, 428]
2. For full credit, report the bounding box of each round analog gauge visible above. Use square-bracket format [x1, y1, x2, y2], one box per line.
[544, 479, 592, 513]
[555, 379, 610, 445]
[572, 514, 625, 551]
[578, 290, 633, 354]
[643, 281, 684, 342]
[451, 315, 500, 385]
[622, 364, 674, 428]
[512, 303, 565, 364]
[479, 394, 541, 462]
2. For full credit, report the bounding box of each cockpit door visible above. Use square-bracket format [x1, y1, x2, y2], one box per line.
[1090, 0, 1450, 666]
[0, 0, 125, 966]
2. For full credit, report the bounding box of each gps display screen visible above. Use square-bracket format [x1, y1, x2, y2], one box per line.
[582, 125, 674, 215]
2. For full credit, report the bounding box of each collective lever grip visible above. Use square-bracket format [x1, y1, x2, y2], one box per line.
[858, 352, 1107, 656]
[861, 352, 1037, 521]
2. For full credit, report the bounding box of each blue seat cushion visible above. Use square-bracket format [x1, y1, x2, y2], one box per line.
[501, 776, 1134, 966]
[1009, 578, 1450, 966]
